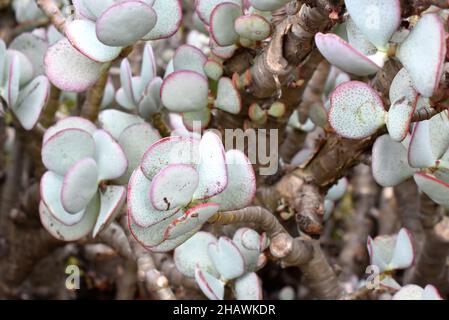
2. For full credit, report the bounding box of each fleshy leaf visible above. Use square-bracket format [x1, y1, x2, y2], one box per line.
[161, 70, 209, 112]
[193, 132, 228, 200]
[140, 44, 156, 88]
[6, 52, 20, 107]
[210, 2, 241, 46]
[234, 14, 271, 41]
[147, 228, 199, 253]
[386, 98, 415, 142]
[173, 44, 207, 75]
[66, 19, 122, 63]
[397, 14, 446, 98]
[210, 38, 237, 59]
[98, 109, 144, 140]
[315, 33, 381, 76]
[43, 117, 97, 144]
[165, 203, 220, 239]
[210, 150, 256, 211]
[140, 136, 200, 180]
[194, 267, 225, 300]
[96, 1, 157, 47]
[117, 122, 160, 184]
[203, 60, 223, 81]
[367, 234, 396, 272]
[40, 171, 85, 226]
[8, 50, 33, 86]
[42, 128, 95, 176]
[234, 272, 262, 300]
[422, 285, 443, 300]
[129, 208, 185, 248]
[389, 68, 418, 104]
[196, 0, 242, 25]
[150, 164, 199, 211]
[408, 113, 449, 168]
[120, 59, 136, 104]
[61, 158, 99, 214]
[414, 173, 449, 208]
[208, 237, 245, 280]
[72, 0, 97, 20]
[44, 38, 105, 92]
[372, 135, 415, 187]
[379, 276, 401, 291]
[408, 121, 436, 168]
[393, 285, 424, 300]
[139, 77, 163, 118]
[329, 81, 386, 139]
[182, 108, 212, 131]
[345, 0, 401, 49]
[214, 77, 242, 114]
[9, 32, 48, 75]
[39, 195, 99, 242]
[128, 167, 180, 228]
[93, 130, 128, 181]
[325, 178, 348, 201]
[389, 228, 414, 270]
[233, 228, 262, 272]
[92, 186, 126, 237]
[82, 0, 115, 18]
[174, 231, 219, 278]
[12, 75, 50, 130]
[346, 17, 377, 56]
[143, 0, 183, 40]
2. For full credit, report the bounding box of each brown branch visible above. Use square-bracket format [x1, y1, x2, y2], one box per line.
[339, 165, 377, 278]
[210, 206, 287, 237]
[80, 65, 111, 122]
[405, 194, 449, 293]
[212, 207, 345, 299]
[297, 60, 330, 122]
[394, 179, 422, 238]
[98, 222, 133, 260]
[36, 0, 66, 34]
[40, 85, 61, 128]
[129, 237, 176, 300]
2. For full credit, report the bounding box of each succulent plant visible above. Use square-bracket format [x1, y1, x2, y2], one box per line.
[371, 108, 449, 208]
[0, 37, 50, 130]
[367, 228, 414, 273]
[45, 0, 183, 92]
[392, 284, 443, 300]
[160, 44, 243, 131]
[39, 117, 128, 240]
[316, 1, 446, 98]
[174, 229, 268, 300]
[128, 131, 256, 252]
[114, 44, 163, 119]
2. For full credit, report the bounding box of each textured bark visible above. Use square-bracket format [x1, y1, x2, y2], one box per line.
[339, 165, 377, 278]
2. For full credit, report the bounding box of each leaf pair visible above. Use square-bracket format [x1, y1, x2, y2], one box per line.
[316, 1, 446, 98]
[128, 132, 256, 252]
[367, 228, 414, 273]
[0, 38, 50, 130]
[209, 2, 271, 47]
[175, 230, 267, 300]
[161, 44, 242, 131]
[46, 0, 182, 92]
[40, 117, 127, 240]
